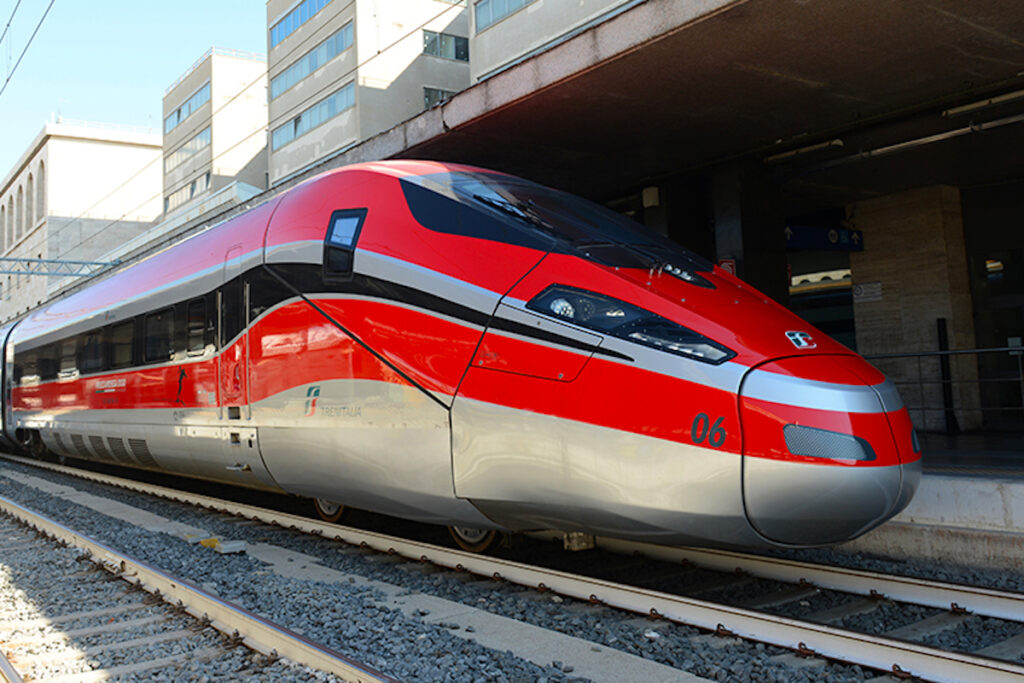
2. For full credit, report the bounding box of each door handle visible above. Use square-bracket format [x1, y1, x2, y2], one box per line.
[225, 463, 251, 472]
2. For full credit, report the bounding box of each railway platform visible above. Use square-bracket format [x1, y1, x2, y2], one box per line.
[839, 432, 1024, 572]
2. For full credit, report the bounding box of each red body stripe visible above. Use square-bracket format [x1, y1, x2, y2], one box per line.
[458, 355, 743, 453]
[740, 396, 916, 467]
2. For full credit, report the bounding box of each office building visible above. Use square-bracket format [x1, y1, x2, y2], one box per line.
[266, 0, 470, 185]
[162, 48, 269, 216]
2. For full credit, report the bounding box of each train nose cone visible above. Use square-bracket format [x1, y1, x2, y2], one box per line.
[739, 355, 919, 546]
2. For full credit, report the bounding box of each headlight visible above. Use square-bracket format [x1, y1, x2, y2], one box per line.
[526, 285, 735, 364]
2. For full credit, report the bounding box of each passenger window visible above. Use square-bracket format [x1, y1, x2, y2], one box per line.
[108, 321, 134, 369]
[324, 208, 367, 278]
[37, 343, 59, 381]
[186, 299, 206, 354]
[59, 340, 77, 373]
[144, 308, 174, 362]
[16, 350, 37, 385]
[248, 267, 282, 321]
[79, 332, 105, 373]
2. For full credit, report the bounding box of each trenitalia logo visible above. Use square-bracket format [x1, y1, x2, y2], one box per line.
[304, 385, 321, 416]
[786, 331, 817, 349]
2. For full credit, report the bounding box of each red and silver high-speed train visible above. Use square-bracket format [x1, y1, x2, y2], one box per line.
[0, 161, 920, 552]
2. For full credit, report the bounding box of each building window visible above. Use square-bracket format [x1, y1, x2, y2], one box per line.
[15, 187, 23, 239]
[424, 87, 457, 109]
[164, 127, 211, 174]
[25, 174, 33, 229]
[270, 0, 332, 49]
[165, 82, 211, 135]
[36, 161, 45, 219]
[164, 172, 211, 213]
[271, 82, 355, 151]
[271, 22, 353, 99]
[475, 0, 536, 31]
[423, 30, 469, 61]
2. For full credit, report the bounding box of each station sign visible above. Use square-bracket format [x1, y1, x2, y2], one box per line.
[784, 225, 864, 252]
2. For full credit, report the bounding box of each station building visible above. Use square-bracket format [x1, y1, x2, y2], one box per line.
[267, 0, 1024, 440]
[161, 48, 269, 220]
[266, 0, 470, 185]
[0, 120, 161, 320]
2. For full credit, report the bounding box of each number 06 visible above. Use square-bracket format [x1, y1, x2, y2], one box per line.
[691, 413, 726, 447]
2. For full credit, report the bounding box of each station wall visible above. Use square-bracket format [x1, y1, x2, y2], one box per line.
[848, 186, 982, 432]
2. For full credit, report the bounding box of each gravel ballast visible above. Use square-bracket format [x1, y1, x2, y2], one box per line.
[0, 458, 909, 682]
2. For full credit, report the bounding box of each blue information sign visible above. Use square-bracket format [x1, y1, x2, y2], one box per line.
[784, 225, 864, 252]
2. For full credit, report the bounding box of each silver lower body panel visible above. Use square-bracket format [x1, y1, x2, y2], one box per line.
[253, 379, 493, 526]
[743, 455, 911, 545]
[24, 407, 279, 491]
[451, 396, 765, 548]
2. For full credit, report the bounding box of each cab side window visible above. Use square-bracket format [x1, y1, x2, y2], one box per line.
[324, 208, 367, 279]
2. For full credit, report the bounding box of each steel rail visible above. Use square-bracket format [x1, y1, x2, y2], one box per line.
[0, 650, 24, 683]
[530, 532, 1024, 622]
[0, 491, 391, 683]
[2, 454, 1023, 682]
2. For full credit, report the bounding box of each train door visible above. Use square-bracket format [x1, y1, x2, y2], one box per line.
[216, 245, 273, 487]
[220, 245, 247, 417]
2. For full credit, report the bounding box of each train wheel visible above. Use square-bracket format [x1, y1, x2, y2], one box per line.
[447, 526, 499, 553]
[313, 498, 346, 523]
[23, 431, 50, 461]
[30, 437, 47, 460]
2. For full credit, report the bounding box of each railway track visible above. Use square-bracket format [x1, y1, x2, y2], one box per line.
[0, 489, 388, 683]
[1, 452, 1023, 682]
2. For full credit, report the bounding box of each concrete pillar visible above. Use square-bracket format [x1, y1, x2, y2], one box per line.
[711, 164, 788, 304]
[848, 186, 981, 432]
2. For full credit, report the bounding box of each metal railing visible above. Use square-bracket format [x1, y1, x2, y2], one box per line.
[163, 47, 267, 95]
[49, 118, 157, 136]
[864, 346, 1024, 433]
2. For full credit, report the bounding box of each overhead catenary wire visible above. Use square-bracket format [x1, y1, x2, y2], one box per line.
[0, 0, 55, 100]
[48, 0, 468, 263]
[0, 0, 24, 49]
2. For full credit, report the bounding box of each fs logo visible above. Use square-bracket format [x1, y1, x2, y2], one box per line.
[304, 385, 321, 416]
[786, 331, 817, 349]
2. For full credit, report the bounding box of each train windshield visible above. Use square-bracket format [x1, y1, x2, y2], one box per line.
[401, 171, 713, 272]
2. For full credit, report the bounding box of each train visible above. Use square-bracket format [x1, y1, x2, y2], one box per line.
[0, 160, 921, 552]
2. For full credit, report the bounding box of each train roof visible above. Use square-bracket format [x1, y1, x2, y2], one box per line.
[9, 160, 481, 348]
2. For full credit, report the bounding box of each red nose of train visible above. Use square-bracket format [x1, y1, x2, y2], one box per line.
[739, 353, 921, 546]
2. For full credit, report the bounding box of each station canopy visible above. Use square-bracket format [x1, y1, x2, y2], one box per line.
[404, 0, 1024, 205]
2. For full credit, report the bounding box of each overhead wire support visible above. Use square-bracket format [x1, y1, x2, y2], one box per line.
[0, 256, 119, 277]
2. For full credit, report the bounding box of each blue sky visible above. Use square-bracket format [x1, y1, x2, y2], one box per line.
[0, 0, 267, 173]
